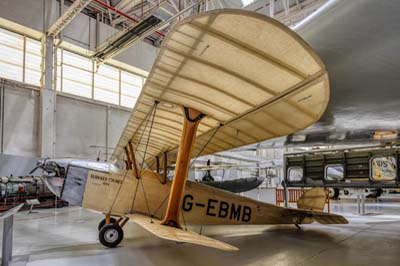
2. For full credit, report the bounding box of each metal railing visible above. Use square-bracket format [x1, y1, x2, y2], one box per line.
[275, 188, 330, 212]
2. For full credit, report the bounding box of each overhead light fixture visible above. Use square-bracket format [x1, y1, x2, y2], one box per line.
[94, 15, 162, 61]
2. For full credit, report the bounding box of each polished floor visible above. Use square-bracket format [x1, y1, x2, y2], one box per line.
[2, 199, 400, 266]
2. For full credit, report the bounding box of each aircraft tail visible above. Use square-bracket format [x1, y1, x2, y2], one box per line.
[290, 188, 348, 225]
[296, 188, 327, 212]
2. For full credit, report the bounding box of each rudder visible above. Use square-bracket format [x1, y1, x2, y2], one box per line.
[297, 188, 326, 211]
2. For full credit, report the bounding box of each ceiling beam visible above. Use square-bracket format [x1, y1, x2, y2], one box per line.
[47, 0, 92, 37]
[95, 1, 201, 61]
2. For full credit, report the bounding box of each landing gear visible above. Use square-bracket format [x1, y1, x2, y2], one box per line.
[98, 217, 117, 231]
[329, 188, 340, 200]
[99, 224, 124, 248]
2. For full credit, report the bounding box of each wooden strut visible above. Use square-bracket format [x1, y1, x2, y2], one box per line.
[161, 107, 205, 228]
[119, 217, 129, 228]
[156, 154, 168, 185]
[156, 156, 160, 173]
[128, 141, 140, 179]
[105, 213, 111, 225]
[162, 152, 168, 185]
[124, 147, 132, 170]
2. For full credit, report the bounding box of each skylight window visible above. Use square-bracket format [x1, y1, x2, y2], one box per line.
[241, 0, 256, 7]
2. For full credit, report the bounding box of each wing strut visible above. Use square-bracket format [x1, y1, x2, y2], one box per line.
[124, 147, 132, 170]
[161, 107, 205, 228]
[127, 141, 140, 178]
[156, 156, 160, 173]
[161, 152, 168, 184]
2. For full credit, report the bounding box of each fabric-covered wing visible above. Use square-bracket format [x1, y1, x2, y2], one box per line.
[111, 9, 329, 169]
[129, 214, 239, 251]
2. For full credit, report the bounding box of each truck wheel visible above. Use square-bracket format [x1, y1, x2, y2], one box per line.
[329, 188, 340, 200]
[99, 224, 124, 248]
[98, 217, 117, 231]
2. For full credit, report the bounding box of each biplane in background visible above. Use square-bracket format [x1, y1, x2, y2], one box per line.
[43, 9, 347, 251]
[195, 159, 265, 193]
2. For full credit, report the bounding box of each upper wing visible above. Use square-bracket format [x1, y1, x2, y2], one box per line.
[111, 9, 329, 168]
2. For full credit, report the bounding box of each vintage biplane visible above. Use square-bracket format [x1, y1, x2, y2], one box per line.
[44, 9, 348, 251]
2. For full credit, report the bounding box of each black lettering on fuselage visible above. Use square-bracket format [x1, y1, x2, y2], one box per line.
[230, 203, 242, 221]
[182, 194, 193, 212]
[218, 201, 229, 218]
[242, 206, 252, 222]
[206, 199, 218, 216]
[180, 194, 252, 222]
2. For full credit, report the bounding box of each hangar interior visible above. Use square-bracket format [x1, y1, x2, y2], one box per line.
[0, 0, 400, 265]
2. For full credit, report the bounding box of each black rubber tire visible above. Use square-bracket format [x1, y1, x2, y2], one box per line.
[329, 188, 340, 200]
[99, 224, 124, 248]
[98, 217, 117, 231]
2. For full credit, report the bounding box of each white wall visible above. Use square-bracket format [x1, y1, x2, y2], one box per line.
[0, 82, 131, 161]
[1, 84, 39, 156]
[0, 0, 154, 160]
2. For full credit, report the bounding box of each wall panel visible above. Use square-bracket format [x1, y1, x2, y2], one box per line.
[2, 85, 39, 156]
[55, 96, 107, 159]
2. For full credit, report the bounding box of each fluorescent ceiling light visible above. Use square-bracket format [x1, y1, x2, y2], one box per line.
[241, 0, 256, 7]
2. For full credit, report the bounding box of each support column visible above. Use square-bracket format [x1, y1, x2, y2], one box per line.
[361, 192, 366, 214]
[161, 107, 204, 228]
[40, 36, 56, 158]
[2, 216, 13, 266]
[283, 182, 288, 208]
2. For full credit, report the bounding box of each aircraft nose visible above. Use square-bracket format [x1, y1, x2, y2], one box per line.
[44, 176, 64, 197]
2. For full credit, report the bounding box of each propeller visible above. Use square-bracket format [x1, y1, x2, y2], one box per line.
[29, 158, 48, 175]
[29, 158, 64, 177]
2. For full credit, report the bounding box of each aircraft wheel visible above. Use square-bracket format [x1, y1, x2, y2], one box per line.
[99, 224, 124, 248]
[98, 217, 117, 231]
[329, 188, 340, 200]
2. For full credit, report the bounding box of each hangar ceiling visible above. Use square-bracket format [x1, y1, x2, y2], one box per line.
[65, 0, 328, 52]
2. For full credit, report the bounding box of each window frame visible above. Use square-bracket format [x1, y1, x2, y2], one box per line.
[0, 26, 145, 109]
[287, 166, 304, 183]
[324, 164, 345, 182]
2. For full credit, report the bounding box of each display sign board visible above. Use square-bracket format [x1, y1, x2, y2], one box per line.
[371, 156, 397, 181]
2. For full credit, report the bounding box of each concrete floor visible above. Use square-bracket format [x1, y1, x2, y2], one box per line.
[2, 200, 400, 266]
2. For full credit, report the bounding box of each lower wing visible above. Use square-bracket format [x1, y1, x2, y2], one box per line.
[128, 213, 239, 251]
